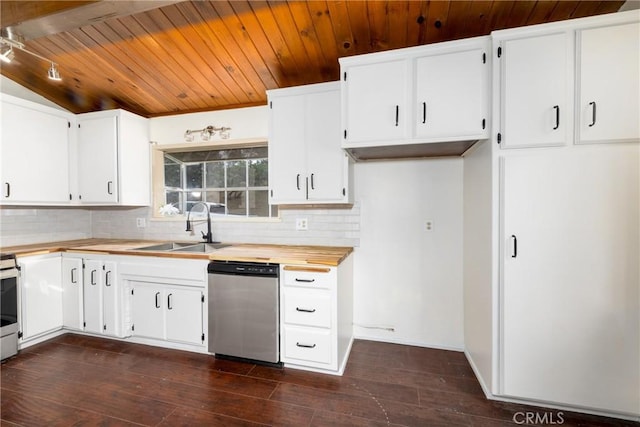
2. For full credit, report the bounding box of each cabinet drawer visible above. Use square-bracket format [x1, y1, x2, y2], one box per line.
[283, 326, 332, 365]
[283, 290, 331, 328]
[281, 266, 335, 289]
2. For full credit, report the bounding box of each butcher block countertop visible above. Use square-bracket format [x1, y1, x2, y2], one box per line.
[3, 239, 353, 267]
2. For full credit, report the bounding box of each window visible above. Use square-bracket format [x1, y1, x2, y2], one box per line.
[162, 146, 277, 218]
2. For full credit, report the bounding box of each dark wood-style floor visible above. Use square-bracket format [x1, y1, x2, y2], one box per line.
[0, 334, 634, 426]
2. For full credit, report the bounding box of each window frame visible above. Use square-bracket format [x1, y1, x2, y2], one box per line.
[151, 138, 278, 221]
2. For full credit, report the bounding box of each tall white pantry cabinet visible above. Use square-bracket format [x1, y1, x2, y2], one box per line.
[463, 10, 639, 420]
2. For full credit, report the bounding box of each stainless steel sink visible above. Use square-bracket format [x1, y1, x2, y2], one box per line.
[134, 242, 230, 253]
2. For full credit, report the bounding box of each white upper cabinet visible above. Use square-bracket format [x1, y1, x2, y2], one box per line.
[1, 95, 72, 204]
[76, 109, 150, 205]
[414, 46, 488, 140]
[77, 115, 118, 203]
[497, 32, 572, 148]
[340, 36, 490, 159]
[576, 22, 640, 144]
[268, 82, 351, 204]
[343, 59, 408, 143]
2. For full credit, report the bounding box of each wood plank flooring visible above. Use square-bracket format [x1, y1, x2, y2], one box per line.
[0, 334, 634, 426]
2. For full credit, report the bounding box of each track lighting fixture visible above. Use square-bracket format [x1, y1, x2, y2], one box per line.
[184, 125, 232, 142]
[0, 36, 62, 82]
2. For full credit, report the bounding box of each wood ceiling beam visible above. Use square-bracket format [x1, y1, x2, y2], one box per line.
[1, 0, 185, 41]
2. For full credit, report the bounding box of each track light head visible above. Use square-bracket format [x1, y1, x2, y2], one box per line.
[47, 62, 61, 81]
[0, 44, 14, 63]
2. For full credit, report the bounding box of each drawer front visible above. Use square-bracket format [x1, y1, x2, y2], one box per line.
[283, 326, 332, 365]
[283, 290, 331, 328]
[281, 265, 335, 290]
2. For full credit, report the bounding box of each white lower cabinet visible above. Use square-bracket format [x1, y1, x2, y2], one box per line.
[82, 258, 124, 337]
[61, 256, 83, 330]
[17, 254, 63, 342]
[279, 256, 353, 374]
[120, 257, 208, 349]
[130, 281, 204, 346]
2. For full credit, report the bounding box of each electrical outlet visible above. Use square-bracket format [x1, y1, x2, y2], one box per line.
[296, 218, 308, 231]
[136, 218, 146, 228]
[425, 220, 433, 231]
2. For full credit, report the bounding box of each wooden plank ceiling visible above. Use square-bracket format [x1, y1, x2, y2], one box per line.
[0, 0, 625, 117]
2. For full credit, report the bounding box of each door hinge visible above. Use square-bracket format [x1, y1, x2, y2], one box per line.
[68, 121, 71, 128]
[131, 289, 134, 295]
[69, 193, 72, 201]
[270, 189, 273, 197]
[497, 133, 502, 144]
[343, 129, 347, 139]
[482, 119, 486, 130]
[482, 52, 486, 64]
[83, 322, 86, 328]
[269, 101, 272, 109]
[78, 124, 81, 128]
[18, 331, 23, 339]
[497, 46, 502, 58]
[132, 324, 135, 331]
[103, 324, 106, 331]
[342, 188, 346, 196]
[102, 265, 105, 270]
[201, 333, 205, 342]
[201, 294, 205, 303]
[343, 71, 347, 81]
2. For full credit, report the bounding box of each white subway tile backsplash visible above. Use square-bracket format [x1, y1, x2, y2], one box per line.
[0, 203, 360, 249]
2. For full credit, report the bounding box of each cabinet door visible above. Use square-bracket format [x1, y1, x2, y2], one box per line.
[500, 149, 639, 413]
[343, 59, 407, 143]
[61, 257, 83, 330]
[415, 48, 486, 139]
[19, 256, 63, 340]
[165, 287, 203, 345]
[500, 33, 570, 148]
[1, 102, 70, 203]
[77, 116, 118, 203]
[577, 22, 640, 144]
[306, 89, 345, 201]
[82, 260, 103, 334]
[131, 282, 164, 340]
[268, 94, 307, 203]
[102, 261, 118, 336]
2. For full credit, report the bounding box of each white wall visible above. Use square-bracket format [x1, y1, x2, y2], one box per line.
[352, 158, 464, 350]
[149, 105, 268, 144]
[0, 75, 68, 111]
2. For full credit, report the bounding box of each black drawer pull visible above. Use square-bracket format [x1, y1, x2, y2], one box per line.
[294, 278, 315, 283]
[295, 307, 316, 313]
[553, 105, 560, 130]
[155, 292, 160, 308]
[90, 270, 97, 285]
[296, 342, 316, 349]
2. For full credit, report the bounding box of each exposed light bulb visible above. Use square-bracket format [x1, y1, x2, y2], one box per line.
[47, 63, 61, 81]
[0, 45, 14, 63]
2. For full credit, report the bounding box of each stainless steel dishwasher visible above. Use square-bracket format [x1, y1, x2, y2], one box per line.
[208, 261, 280, 365]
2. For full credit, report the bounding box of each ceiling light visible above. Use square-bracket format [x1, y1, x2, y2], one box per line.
[184, 125, 232, 142]
[0, 36, 62, 82]
[0, 45, 14, 63]
[47, 63, 61, 81]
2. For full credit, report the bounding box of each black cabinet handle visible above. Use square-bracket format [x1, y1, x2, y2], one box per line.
[310, 173, 315, 190]
[295, 278, 315, 283]
[422, 102, 427, 124]
[589, 101, 597, 127]
[71, 268, 77, 284]
[107, 181, 114, 195]
[296, 174, 300, 191]
[553, 105, 560, 130]
[395, 105, 399, 127]
[90, 270, 97, 285]
[295, 307, 316, 313]
[105, 270, 111, 287]
[3, 182, 9, 198]
[511, 235, 518, 258]
[167, 293, 173, 310]
[155, 292, 160, 308]
[296, 342, 317, 349]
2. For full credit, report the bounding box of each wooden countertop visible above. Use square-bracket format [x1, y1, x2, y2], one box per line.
[1, 239, 353, 267]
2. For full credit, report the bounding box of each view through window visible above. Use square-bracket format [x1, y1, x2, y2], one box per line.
[163, 147, 277, 218]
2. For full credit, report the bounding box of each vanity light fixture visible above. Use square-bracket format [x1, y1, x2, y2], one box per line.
[0, 36, 62, 81]
[184, 125, 232, 142]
